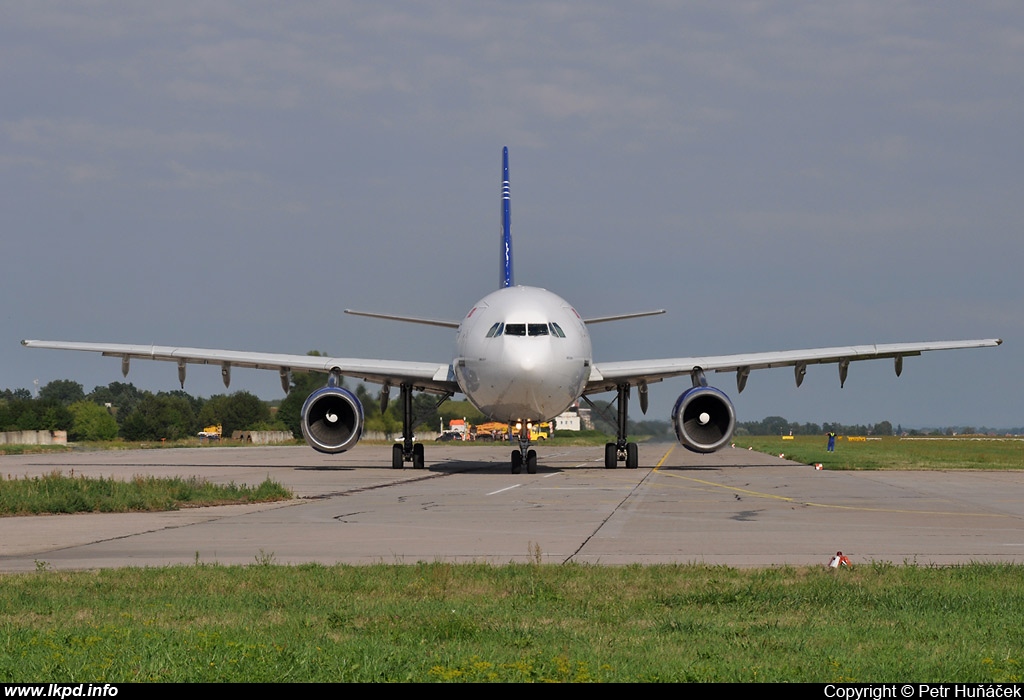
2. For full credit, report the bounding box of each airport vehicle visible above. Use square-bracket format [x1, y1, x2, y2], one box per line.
[511, 422, 548, 441]
[198, 424, 222, 440]
[23, 149, 1001, 473]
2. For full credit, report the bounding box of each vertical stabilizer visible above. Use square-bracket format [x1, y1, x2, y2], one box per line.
[500, 146, 514, 288]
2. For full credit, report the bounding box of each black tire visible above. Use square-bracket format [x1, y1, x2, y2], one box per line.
[413, 442, 425, 469]
[511, 450, 522, 474]
[392, 444, 404, 469]
[605, 442, 617, 469]
[526, 449, 537, 474]
[626, 442, 639, 469]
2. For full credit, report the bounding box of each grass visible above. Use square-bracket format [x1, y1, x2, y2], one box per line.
[2, 561, 1023, 682]
[735, 434, 1024, 470]
[0, 472, 292, 515]
[0, 444, 73, 456]
[0, 439, 304, 456]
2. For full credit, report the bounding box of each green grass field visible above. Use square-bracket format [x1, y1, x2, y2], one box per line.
[736, 435, 1024, 470]
[3, 562, 1023, 682]
[0, 472, 291, 515]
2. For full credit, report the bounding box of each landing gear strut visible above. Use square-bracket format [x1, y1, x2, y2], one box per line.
[591, 383, 639, 469]
[391, 383, 426, 469]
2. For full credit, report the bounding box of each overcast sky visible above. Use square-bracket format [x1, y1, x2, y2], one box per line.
[2, 2, 1020, 428]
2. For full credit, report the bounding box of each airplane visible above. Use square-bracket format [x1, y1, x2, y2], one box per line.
[23, 148, 1002, 473]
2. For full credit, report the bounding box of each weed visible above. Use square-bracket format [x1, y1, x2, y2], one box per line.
[253, 549, 277, 566]
[529, 541, 543, 565]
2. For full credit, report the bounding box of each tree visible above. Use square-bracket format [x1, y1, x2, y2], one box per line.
[38, 379, 85, 405]
[2, 398, 40, 431]
[385, 392, 442, 433]
[68, 401, 119, 441]
[872, 421, 893, 437]
[120, 392, 196, 441]
[87, 382, 145, 424]
[761, 416, 790, 436]
[437, 399, 486, 427]
[197, 392, 271, 436]
[358, 384, 401, 438]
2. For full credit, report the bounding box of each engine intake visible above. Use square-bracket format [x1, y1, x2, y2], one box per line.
[671, 386, 736, 453]
[300, 386, 364, 454]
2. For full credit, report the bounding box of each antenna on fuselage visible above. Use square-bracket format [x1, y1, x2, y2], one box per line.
[500, 146, 514, 289]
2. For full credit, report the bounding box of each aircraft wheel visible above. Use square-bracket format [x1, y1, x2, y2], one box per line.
[413, 442, 425, 469]
[626, 442, 639, 469]
[604, 443, 617, 469]
[526, 449, 537, 474]
[392, 444, 404, 469]
[511, 450, 522, 474]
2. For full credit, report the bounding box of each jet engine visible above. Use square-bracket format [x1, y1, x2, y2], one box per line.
[300, 386, 364, 454]
[671, 386, 736, 453]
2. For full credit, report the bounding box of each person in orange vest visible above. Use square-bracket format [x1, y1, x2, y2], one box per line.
[828, 551, 851, 568]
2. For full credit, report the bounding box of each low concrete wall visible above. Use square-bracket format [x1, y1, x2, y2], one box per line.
[361, 431, 437, 442]
[231, 430, 294, 445]
[0, 430, 67, 446]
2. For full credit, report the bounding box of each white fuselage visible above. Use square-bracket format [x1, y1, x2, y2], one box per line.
[454, 286, 592, 423]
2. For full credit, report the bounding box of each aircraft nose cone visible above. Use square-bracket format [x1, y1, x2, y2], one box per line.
[521, 356, 536, 371]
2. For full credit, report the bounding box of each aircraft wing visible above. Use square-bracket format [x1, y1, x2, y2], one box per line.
[585, 338, 1003, 395]
[21, 340, 458, 395]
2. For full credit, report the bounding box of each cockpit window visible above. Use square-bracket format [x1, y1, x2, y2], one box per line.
[500, 322, 564, 337]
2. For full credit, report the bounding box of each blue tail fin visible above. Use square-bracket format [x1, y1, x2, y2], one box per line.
[500, 146, 514, 288]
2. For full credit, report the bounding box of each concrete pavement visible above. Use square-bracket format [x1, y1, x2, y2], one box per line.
[2, 442, 1023, 571]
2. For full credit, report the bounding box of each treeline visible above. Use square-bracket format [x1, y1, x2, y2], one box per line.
[5, 378, 1012, 443]
[734, 416, 1019, 437]
[735, 416, 895, 437]
[1, 373, 497, 443]
[1, 380, 283, 442]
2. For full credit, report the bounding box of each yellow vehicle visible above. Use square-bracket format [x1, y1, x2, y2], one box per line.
[473, 421, 550, 441]
[475, 421, 508, 441]
[512, 422, 549, 441]
[531, 422, 550, 440]
[198, 424, 222, 440]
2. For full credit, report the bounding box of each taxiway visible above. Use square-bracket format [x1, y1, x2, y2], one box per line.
[2, 443, 1023, 571]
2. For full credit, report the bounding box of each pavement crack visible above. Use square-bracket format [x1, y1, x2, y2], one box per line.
[563, 469, 657, 564]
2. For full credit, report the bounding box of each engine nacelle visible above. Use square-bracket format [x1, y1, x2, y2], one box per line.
[671, 386, 736, 453]
[300, 386, 364, 454]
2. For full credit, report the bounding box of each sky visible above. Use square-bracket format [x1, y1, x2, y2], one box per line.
[2, 2, 1021, 429]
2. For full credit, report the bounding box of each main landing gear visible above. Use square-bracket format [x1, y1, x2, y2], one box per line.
[392, 441, 424, 470]
[390, 383, 429, 470]
[510, 425, 538, 474]
[588, 383, 640, 470]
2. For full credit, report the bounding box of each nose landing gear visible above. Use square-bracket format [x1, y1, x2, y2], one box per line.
[510, 424, 538, 474]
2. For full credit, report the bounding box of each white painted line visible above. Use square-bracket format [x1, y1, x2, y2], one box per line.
[487, 484, 522, 496]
